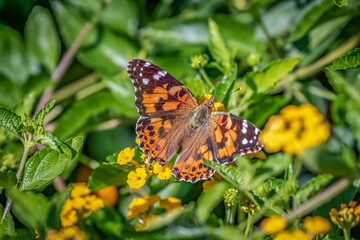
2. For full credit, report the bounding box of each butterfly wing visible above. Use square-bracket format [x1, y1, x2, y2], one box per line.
[210, 112, 263, 164]
[128, 59, 198, 164]
[172, 112, 263, 183]
[128, 59, 198, 117]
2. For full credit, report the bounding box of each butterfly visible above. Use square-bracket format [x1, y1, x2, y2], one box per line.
[127, 59, 263, 183]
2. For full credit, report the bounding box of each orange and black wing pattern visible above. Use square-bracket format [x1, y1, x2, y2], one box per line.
[210, 112, 263, 164]
[127, 59, 198, 118]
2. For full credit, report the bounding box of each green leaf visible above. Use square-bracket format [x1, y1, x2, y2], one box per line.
[51, 1, 137, 72]
[33, 132, 72, 159]
[303, 138, 358, 176]
[195, 182, 231, 223]
[20, 136, 84, 190]
[0, 78, 22, 108]
[88, 164, 128, 192]
[53, 91, 117, 140]
[313, 183, 358, 220]
[25, 6, 60, 72]
[208, 18, 231, 73]
[0, 203, 15, 237]
[100, 0, 138, 37]
[287, 0, 334, 42]
[0, 170, 17, 189]
[211, 65, 237, 105]
[0, 26, 30, 85]
[89, 206, 123, 237]
[8, 187, 50, 231]
[246, 58, 299, 94]
[0, 107, 21, 135]
[334, 0, 348, 7]
[33, 100, 55, 127]
[326, 48, 360, 70]
[204, 159, 248, 189]
[293, 174, 333, 207]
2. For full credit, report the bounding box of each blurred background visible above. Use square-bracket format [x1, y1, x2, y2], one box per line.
[1, 0, 360, 238]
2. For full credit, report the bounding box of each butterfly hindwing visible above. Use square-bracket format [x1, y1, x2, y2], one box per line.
[128, 59, 198, 117]
[210, 112, 263, 164]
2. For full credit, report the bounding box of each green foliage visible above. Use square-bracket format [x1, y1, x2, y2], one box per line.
[326, 48, 360, 70]
[0, 0, 360, 239]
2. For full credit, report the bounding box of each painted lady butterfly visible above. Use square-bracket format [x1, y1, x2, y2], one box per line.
[128, 59, 263, 183]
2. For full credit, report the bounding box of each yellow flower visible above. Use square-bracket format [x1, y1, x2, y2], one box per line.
[126, 197, 150, 220]
[260, 104, 330, 155]
[160, 197, 183, 212]
[135, 136, 139, 144]
[117, 147, 135, 165]
[304, 216, 331, 235]
[199, 94, 215, 104]
[140, 153, 148, 162]
[330, 201, 360, 229]
[71, 183, 90, 199]
[60, 209, 78, 227]
[203, 178, 217, 193]
[45, 226, 86, 240]
[239, 194, 259, 214]
[260, 216, 287, 235]
[245, 150, 266, 160]
[145, 195, 161, 207]
[127, 168, 148, 189]
[274, 229, 311, 240]
[96, 186, 118, 207]
[153, 162, 173, 180]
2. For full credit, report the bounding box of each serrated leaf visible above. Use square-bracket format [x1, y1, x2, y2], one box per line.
[20, 136, 84, 191]
[293, 174, 333, 207]
[326, 48, 360, 70]
[88, 164, 128, 192]
[196, 182, 231, 223]
[8, 188, 50, 231]
[33, 100, 55, 127]
[0, 107, 21, 136]
[33, 131, 72, 159]
[25, 6, 60, 72]
[287, 0, 334, 42]
[246, 58, 299, 94]
[208, 18, 231, 74]
[204, 160, 248, 189]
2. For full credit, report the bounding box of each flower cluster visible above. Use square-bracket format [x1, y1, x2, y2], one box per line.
[45, 226, 86, 240]
[239, 194, 259, 214]
[260, 104, 330, 155]
[117, 145, 173, 189]
[330, 201, 360, 229]
[126, 195, 183, 230]
[261, 215, 330, 239]
[60, 183, 104, 227]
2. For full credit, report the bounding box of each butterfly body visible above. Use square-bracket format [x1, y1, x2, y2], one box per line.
[128, 59, 263, 183]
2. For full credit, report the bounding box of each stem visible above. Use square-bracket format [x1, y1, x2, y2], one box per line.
[225, 205, 237, 225]
[244, 214, 253, 237]
[284, 178, 350, 221]
[276, 33, 360, 90]
[343, 227, 351, 240]
[201, 68, 215, 89]
[1, 143, 31, 223]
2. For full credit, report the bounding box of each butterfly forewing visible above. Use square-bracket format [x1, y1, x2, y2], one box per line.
[127, 59, 198, 117]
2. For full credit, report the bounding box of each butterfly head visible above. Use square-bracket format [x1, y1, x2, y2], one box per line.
[202, 95, 215, 111]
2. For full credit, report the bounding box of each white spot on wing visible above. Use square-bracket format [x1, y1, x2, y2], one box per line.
[144, 62, 151, 67]
[158, 71, 166, 77]
[255, 128, 259, 135]
[242, 138, 248, 145]
[250, 140, 253, 144]
[242, 126, 247, 134]
[143, 78, 149, 85]
[153, 74, 160, 80]
[140, 68, 144, 71]
[243, 120, 248, 128]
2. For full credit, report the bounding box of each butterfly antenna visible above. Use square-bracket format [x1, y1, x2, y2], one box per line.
[228, 106, 244, 113]
[198, 62, 209, 95]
